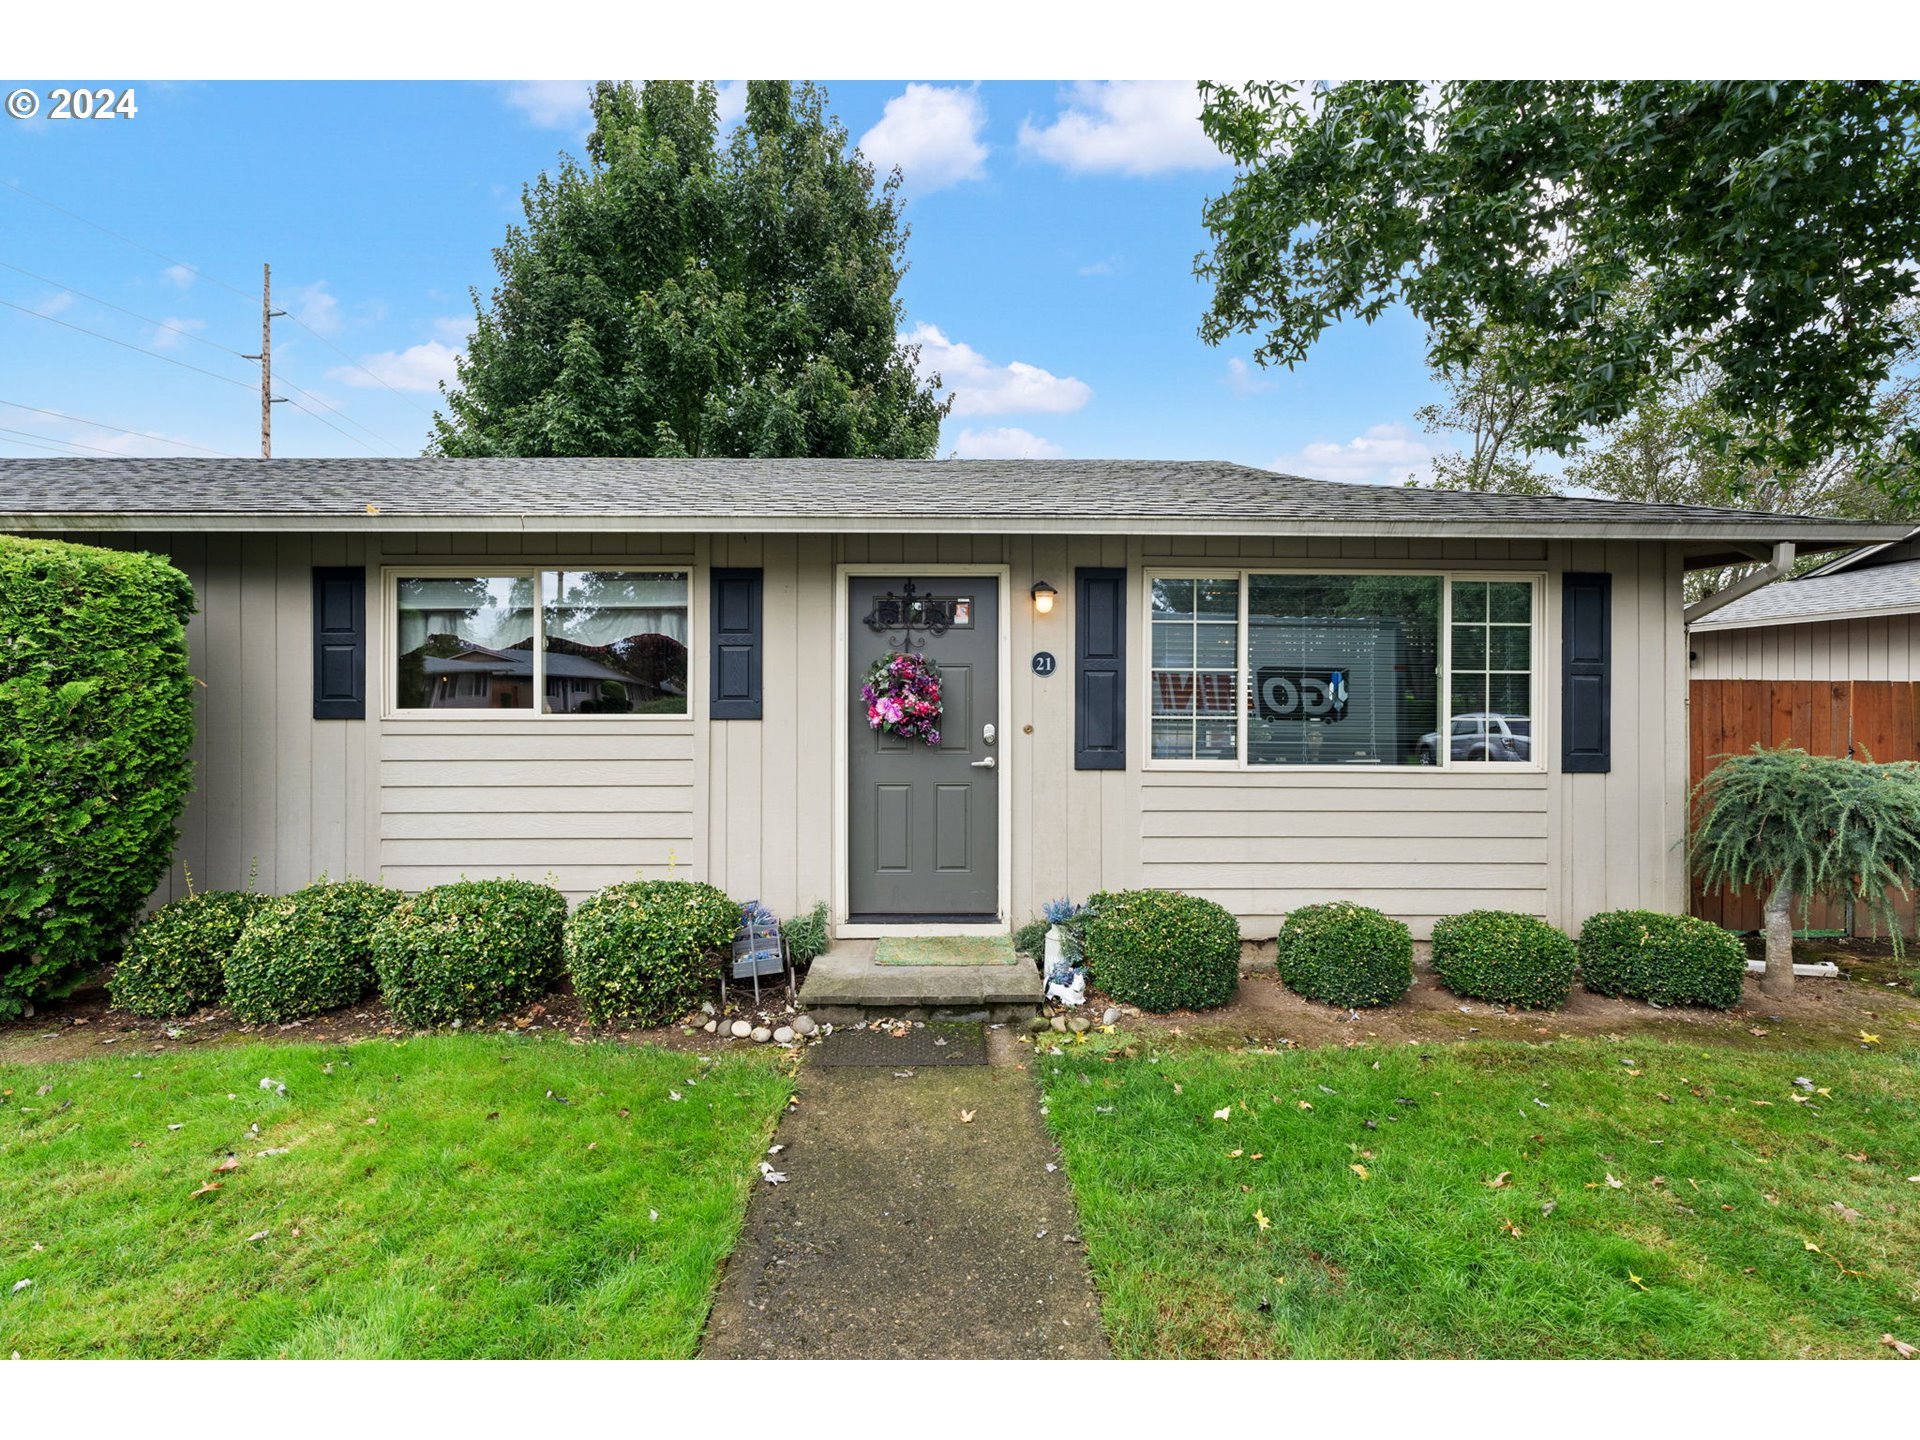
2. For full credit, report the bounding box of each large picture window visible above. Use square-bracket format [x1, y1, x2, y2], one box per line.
[393, 568, 690, 716]
[1145, 570, 1539, 769]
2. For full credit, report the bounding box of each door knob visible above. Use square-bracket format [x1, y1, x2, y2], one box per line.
[970, 756, 997, 769]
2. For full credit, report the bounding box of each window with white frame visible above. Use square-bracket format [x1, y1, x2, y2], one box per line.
[1146, 571, 1538, 768]
[393, 569, 690, 715]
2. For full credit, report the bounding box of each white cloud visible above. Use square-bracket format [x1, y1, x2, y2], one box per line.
[1018, 81, 1227, 176]
[502, 80, 746, 137]
[1224, 357, 1275, 397]
[502, 81, 591, 130]
[30, 290, 74, 318]
[903, 322, 1091, 418]
[1271, 423, 1443, 486]
[858, 84, 988, 192]
[329, 341, 463, 394]
[151, 317, 205, 351]
[286, 281, 342, 336]
[162, 264, 196, 290]
[951, 426, 1064, 459]
[431, 315, 471, 344]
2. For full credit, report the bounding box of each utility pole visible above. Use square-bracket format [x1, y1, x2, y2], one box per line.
[239, 263, 287, 458]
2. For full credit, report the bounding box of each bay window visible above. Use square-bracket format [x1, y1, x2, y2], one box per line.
[1147, 570, 1540, 769]
[392, 568, 690, 716]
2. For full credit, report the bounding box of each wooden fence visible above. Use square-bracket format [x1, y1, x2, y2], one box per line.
[1689, 679, 1920, 935]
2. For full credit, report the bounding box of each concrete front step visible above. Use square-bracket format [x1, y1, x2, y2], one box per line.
[798, 944, 1043, 1026]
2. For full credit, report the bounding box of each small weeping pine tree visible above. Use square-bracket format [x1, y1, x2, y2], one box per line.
[1690, 747, 1920, 998]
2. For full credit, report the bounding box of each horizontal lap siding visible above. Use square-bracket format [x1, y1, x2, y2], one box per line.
[1138, 772, 1551, 936]
[377, 724, 698, 891]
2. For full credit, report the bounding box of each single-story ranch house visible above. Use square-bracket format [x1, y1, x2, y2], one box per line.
[2, 458, 1907, 941]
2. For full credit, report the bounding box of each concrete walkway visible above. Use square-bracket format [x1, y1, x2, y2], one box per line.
[701, 1032, 1108, 1359]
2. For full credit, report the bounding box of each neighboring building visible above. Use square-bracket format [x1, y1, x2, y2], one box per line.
[2, 458, 1904, 940]
[1689, 528, 1920, 682]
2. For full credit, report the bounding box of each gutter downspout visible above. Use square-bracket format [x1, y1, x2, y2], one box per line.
[1684, 541, 1796, 626]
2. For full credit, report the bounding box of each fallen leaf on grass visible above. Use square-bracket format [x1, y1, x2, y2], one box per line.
[1605, 1173, 1625, 1189]
[1213, 1107, 1232, 1121]
[212, 1156, 239, 1174]
[1500, 1218, 1523, 1237]
[1830, 1201, 1864, 1223]
[1627, 1271, 1649, 1291]
[1254, 1209, 1270, 1231]
[1227, 1148, 1244, 1158]
[1748, 1027, 1769, 1037]
[1350, 1163, 1370, 1180]
[1858, 1031, 1881, 1045]
[1883, 1334, 1918, 1359]
[11, 1279, 30, 1294]
[1297, 1100, 1313, 1111]
[245, 1230, 270, 1243]
[1486, 1171, 1512, 1189]
[959, 1110, 975, 1124]
[189, 1182, 222, 1199]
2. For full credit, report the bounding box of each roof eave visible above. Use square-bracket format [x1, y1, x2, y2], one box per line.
[3, 511, 1912, 547]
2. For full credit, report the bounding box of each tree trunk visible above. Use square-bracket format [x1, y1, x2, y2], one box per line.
[1761, 880, 1796, 1000]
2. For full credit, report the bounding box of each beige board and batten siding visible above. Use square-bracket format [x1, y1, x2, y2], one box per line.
[1692, 614, 1920, 682]
[67, 529, 1688, 939]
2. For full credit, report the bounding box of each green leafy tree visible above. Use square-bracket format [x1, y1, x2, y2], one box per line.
[1691, 748, 1920, 999]
[1198, 81, 1920, 500]
[434, 80, 948, 459]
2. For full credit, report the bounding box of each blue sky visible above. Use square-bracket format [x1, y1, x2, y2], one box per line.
[0, 80, 1445, 479]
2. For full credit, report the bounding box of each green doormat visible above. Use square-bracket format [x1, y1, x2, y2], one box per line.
[872, 935, 1017, 967]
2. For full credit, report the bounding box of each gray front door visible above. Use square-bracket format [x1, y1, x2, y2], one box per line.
[847, 575, 1000, 922]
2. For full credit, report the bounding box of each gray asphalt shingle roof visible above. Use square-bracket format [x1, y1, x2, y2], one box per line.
[0, 457, 1907, 547]
[1688, 557, 1920, 630]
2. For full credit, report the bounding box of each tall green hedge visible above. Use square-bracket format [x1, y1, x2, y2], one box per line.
[0, 536, 196, 1017]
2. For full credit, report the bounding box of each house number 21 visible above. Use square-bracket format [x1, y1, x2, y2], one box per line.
[1031, 651, 1057, 677]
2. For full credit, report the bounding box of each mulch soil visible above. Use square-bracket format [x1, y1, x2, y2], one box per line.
[4, 936, 1914, 1067]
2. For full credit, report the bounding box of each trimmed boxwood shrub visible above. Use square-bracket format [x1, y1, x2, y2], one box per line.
[1274, 901, 1413, 1008]
[1578, 909, 1748, 1010]
[225, 879, 404, 1023]
[1430, 910, 1577, 1009]
[109, 889, 266, 1018]
[372, 879, 567, 1027]
[1078, 889, 1241, 1012]
[564, 880, 738, 1025]
[1, 536, 196, 1018]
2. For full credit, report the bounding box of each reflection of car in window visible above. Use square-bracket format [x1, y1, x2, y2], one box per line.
[1417, 712, 1532, 764]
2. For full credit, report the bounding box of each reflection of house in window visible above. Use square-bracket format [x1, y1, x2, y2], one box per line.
[411, 639, 688, 712]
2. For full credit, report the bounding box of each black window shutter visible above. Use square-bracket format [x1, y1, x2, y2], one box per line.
[710, 567, 763, 720]
[1561, 571, 1611, 773]
[312, 566, 366, 720]
[1074, 567, 1127, 770]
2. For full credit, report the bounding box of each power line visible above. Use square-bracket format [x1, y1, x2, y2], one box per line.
[275, 376, 399, 450]
[0, 258, 404, 450]
[0, 296, 256, 390]
[278, 308, 439, 416]
[0, 258, 250, 358]
[2, 177, 438, 417]
[0, 423, 143, 457]
[280, 394, 387, 455]
[0, 430, 92, 456]
[0, 399, 242, 458]
[0, 178, 255, 303]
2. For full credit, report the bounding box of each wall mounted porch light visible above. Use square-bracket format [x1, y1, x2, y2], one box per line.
[1030, 580, 1058, 615]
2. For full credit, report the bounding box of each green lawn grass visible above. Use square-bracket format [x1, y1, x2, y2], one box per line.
[1, 1036, 791, 1357]
[1042, 1035, 1920, 1358]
